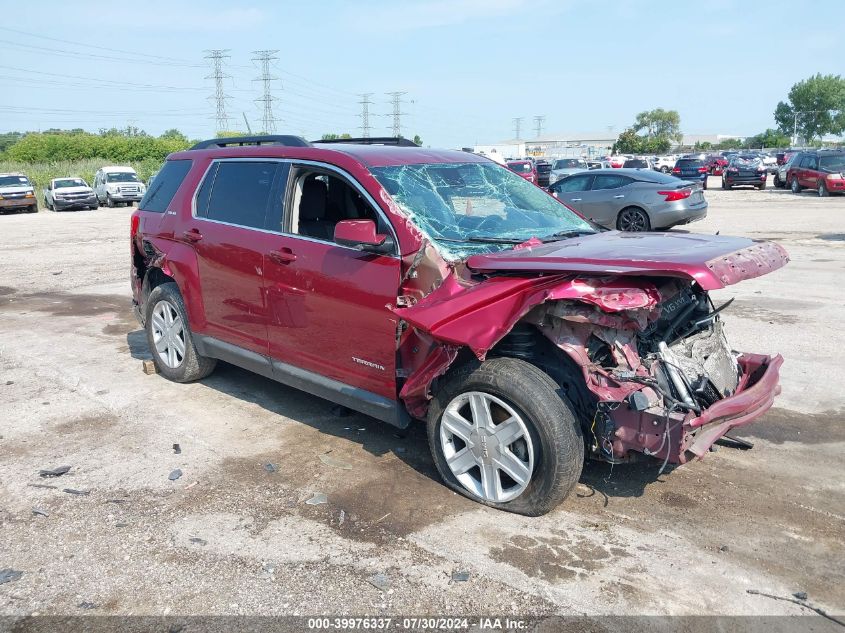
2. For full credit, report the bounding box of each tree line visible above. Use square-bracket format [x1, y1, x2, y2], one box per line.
[614, 73, 845, 154]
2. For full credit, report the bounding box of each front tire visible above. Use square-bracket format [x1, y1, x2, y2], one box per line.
[427, 357, 584, 516]
[774, 173, 783, 188]
[818, 182, 829, 197]
[145, 282, 216, 383]
[616, 207, 651, 232]
[791, 178, 801, 194]
[106, 194, 115, 208]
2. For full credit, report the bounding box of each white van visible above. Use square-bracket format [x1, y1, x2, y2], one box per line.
[93, 166, 146, 207]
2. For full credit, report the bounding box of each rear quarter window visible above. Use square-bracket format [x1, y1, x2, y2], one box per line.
[138, 159, 193, 213]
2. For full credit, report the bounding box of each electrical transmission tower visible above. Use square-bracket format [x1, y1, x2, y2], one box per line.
[533, 115, 545, 138]
[386, 91, 407, 137]
[252, 49, 280, 134]
[204, 49, 231, 133]
[358, 93, 374, 138]
[512, 117, 523, 140]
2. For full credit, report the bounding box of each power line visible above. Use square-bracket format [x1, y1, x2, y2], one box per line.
[252, 49, 280, 134]
[0, 26, 197, 64]
[513, 117, 523, 140]
[204, 49, 232, 134]
[386, 91, 407, 137]
[358, 93, 374, 138]
[533, 115, 545, 138]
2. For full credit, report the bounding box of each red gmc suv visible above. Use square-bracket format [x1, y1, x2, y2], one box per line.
[131, 135, 788, 516]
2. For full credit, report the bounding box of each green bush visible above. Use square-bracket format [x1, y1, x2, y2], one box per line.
[4, 131, 191, 164]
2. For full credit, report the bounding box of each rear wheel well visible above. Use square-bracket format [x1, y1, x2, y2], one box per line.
[142, 266, 176, 306]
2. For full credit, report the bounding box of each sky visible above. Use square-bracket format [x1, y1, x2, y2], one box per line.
[1, 0, 842, 147]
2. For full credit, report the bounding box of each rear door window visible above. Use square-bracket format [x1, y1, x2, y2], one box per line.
[138, 159, 192, 213]
[196, 161, 282, 230]
[592, 175, 633, 190]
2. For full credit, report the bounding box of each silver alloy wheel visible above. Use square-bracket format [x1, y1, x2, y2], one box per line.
[618, 208, 648, 232]
[440, 391, 534, 503]
[151, 299, 186, 369]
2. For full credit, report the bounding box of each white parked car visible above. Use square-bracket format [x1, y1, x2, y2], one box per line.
[652, 156, 677, 173]
[43, 177, 98, 211]
[93, 166, 145, 207]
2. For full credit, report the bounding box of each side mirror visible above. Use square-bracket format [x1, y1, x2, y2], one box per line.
[334, 219, 393, 254]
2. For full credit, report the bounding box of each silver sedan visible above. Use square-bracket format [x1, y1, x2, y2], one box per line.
[548, 168, 708, 231]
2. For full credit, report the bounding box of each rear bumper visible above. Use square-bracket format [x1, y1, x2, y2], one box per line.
[652, 202, 708, 228]
[725, 175, 767, 186]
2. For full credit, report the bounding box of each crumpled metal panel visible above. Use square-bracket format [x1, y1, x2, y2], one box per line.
[393, 274, 661, 359]
[466, 232, 789, 290]
[704, 241, 790, 288]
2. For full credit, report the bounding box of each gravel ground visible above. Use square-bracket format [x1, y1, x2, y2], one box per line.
[0, 178, 843, 621]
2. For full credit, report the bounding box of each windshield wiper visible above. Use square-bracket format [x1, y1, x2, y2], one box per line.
[540, 229, 596, 242]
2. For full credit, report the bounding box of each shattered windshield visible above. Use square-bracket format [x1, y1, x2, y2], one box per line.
[371, 162, 595, 259]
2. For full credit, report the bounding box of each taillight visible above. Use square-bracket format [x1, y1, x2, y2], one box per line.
[672, 167, 681, 173]
[130, 212, 140, 237]
[657, 189, 692, 202]
[698, 167, 708, 173]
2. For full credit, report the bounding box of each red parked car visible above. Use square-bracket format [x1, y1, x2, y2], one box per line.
[705, 155, 728, 176]
[131, 135, 788, 515]
[506, 160, 538, 184]
[786, 150, 845, 196]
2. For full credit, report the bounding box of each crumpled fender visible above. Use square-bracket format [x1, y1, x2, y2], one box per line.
[393, 273, 660, 360]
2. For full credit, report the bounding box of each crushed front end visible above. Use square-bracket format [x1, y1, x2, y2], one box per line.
[524, 280, 783, 466]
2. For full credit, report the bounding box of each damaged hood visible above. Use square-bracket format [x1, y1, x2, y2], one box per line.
[466, 231, 788, 290]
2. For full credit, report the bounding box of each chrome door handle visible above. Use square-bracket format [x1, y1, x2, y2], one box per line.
[571, 198, 582, 202]
[614, 194, 625, 199]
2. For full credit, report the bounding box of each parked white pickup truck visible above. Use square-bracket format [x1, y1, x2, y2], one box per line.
[44, 177, 98, 211]
[93, 166, 145, 207]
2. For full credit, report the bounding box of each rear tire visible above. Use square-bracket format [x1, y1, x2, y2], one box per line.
[759, 182, 767, 190]
[660, 166, 670, 173]
[721, 178, 728, 190]
[616, 207, 651, 232]
[427, 357, 584, 516]
[144, 282, 216, 383]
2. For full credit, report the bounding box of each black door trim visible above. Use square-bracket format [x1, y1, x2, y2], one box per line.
[194, 334, 410, 429]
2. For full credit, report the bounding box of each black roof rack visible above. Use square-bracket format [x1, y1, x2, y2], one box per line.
[311, 137, 420, 147]
[190, 135, 311, 150]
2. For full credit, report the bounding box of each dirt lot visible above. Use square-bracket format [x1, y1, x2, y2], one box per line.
[1, 177, 843, 620]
